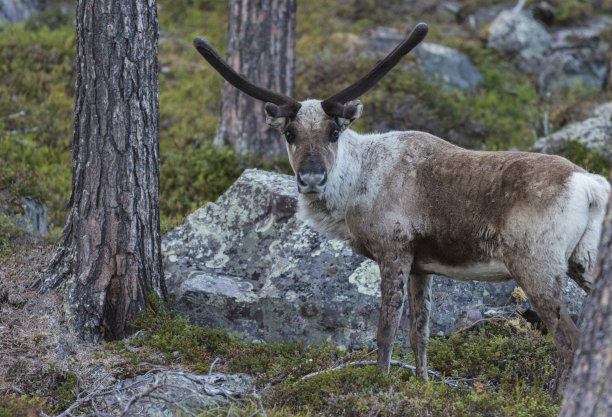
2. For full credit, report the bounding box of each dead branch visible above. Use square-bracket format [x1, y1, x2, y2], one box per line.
[300, 359, 450, 382]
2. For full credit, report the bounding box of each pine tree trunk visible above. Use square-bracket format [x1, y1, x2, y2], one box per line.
[215, 0, 297, 157]
[559, 190, 612, 417]
[36, 0, 165, 342]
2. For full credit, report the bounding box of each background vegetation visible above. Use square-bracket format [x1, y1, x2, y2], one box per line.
[1, 0, 610, 236]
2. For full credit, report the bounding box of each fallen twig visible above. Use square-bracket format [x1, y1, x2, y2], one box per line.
[209, 357, 221, 376]
[120, 375, 163, 417]
[301, 360, 451, 384]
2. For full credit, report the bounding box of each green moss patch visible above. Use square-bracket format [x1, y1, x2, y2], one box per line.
[112, 298, 561, 417]
[0, 394, 46, 417]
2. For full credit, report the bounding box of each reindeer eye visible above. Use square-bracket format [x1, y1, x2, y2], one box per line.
[284, 129, 295, 144]
[330, 128, 340, 143]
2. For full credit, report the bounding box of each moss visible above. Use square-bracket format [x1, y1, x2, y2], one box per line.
[114, 299, 561, 416]
[552, 0, 593, 24]
[430, 319, 557, 388]
[270, 365, 392, 412]
[0, 394, 46, 417]
[114, 297, 339, 384]
[263, 318, 560, 416]
[0, 214, 28, 255]
[43, 363, 79, 414]
[0, 364, 80, 416]
[0, 20, 75, 229]
[553, 139, 611, 177]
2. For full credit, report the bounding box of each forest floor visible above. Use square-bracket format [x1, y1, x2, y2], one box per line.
[1, 239, 562, 417]
[0, 242, 133, 415]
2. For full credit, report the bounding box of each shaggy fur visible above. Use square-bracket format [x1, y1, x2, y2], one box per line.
[268, 99, 610, 393]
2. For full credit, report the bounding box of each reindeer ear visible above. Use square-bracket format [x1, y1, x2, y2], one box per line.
[337, 100, 363, 130]
[265, 102, 290, 130]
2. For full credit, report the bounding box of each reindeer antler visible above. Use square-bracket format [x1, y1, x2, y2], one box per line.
[193, 37, 302, 118]
[321, 22, 428, 119]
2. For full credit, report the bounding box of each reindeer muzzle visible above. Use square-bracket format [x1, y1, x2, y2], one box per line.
[297, 168, 327, 194]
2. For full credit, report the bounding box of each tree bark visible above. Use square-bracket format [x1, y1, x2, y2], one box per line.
[215, 0, 297, 157]
[559, 189, 612, 416]
[36, 0, 165, 342]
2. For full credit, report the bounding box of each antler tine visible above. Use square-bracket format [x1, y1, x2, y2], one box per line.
[321, 22, 428, 118]
[193, 37, 301, 117]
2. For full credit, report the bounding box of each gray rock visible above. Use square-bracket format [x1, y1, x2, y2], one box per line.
[488, 10, 552, 72]
[413, 42, 483, 91]
[539, 18, 611, 94]
[0, 0, 38, 25]
[539, 44, 609, 93]
[365, 27, 409, 58]
[16, 197, 48, 236]
[550, 17, 612, 49]
[163, 169, 587, 347]
[533, 101, 612, 158]
[438, 2, 462, 22]
[98, 370, 255, 417]
[366, 28, 483, 92]
[0, 191, 48, 237]
[468, 3, 509, 29]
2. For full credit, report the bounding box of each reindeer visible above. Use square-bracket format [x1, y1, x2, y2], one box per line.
[194, 23, 610, 392]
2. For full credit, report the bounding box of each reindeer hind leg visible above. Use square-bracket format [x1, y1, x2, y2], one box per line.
[508, 261, 580, 395]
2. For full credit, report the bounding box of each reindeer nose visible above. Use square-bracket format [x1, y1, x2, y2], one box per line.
[297, 169, 327, 193]
[298, 171, 327, 187]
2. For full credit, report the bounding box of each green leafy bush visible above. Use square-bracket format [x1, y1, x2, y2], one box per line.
[0, 21, 75, 228]
[554, 139, 610, 177]
[0, 214, 27, 254]
[2, 0, 609, 239]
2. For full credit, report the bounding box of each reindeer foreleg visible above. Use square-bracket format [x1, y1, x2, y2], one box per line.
[377, 254, 412, 372]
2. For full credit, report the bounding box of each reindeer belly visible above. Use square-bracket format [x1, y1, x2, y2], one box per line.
[414, 260, 512, 282]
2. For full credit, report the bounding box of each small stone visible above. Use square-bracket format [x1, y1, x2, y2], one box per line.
[466, 309, 483, 323]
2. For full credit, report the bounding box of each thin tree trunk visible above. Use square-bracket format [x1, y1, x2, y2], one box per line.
[215, 0, 296, 157]
[559, 190, 612, 416]
[35, 0, 165, 342]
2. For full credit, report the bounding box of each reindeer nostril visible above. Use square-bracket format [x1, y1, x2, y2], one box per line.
[319, 172, 327, 186]
[297, 174, 307, 187]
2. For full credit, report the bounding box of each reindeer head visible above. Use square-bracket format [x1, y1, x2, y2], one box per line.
[194, 23, 428, 194]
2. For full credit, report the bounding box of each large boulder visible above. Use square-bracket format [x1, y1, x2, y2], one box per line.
[163, 169, 587, 348]
[0, 190, 48, 237]
[366, 27, 483, 92]
[16, 197, 47, 236]
[533, 101, 612, 158]
[413, 42, 483, 91]
[538, 44, 609, 94]
[539, 17, 612, 94]
[487, 11, 552, 72]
